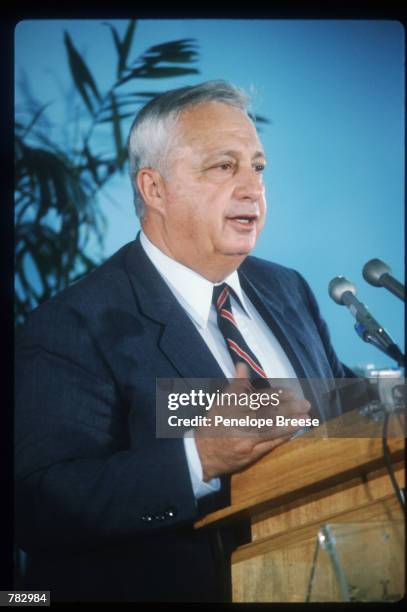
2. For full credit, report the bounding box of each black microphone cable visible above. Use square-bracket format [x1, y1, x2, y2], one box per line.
[381, 384, 405, 513]
[382, 414, 404, 513]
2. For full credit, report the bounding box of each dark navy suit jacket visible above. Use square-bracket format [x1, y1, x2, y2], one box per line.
[15, 234, 355, 602]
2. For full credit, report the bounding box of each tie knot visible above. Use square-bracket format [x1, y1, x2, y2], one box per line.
[212, 283, 230, 312]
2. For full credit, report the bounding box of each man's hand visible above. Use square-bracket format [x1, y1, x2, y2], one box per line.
[194, 363, 311, 481]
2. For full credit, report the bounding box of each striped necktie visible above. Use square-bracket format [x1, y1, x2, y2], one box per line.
[212, 283, 268, 384]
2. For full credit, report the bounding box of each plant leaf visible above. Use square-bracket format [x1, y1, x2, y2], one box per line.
[103, 19, 137, 79]
[123, 91, 160, 97]
[120, 19, 137, 75]
[64, 31, 101, 115]
[136, 66, 200, 78]
[102, 22, 122, 57]
[147, 39, 197, 53]
[252, 113, 271, 124]
[83, 145, 101, 185]
[19, 102, 53, 140]
[119, 66, 199, 84]
[109, 92, 125, 172]
[142, 50, 198, 64]
[97, 111, 135, 124]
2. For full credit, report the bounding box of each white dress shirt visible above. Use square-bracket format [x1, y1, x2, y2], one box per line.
[140, 231, 299, 499]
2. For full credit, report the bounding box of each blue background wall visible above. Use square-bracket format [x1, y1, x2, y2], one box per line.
[15, 19, 405, 370]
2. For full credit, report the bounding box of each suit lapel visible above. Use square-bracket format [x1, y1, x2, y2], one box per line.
[239, 268, 334, 417]
[158, 305, 226, 379]
[125, 235, 225, 379]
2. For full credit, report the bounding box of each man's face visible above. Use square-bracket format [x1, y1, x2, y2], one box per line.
[150, 102, 267, 276]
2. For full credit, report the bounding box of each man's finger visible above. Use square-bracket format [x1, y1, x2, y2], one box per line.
[234, 361, 250, 379]
[227, 362, 252, 395]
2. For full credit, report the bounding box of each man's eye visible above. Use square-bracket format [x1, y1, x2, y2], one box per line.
[254, 164, 266, 172]
[216, 163, 233, 171]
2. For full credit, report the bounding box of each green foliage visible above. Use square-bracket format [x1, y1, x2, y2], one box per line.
[15, 20, 200, 328]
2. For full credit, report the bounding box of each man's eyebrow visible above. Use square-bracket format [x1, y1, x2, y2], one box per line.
[202, 149, 267, 162]
[252, 150, 267, 161]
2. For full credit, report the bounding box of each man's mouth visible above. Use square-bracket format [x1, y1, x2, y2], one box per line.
[226, 214, 258, 227]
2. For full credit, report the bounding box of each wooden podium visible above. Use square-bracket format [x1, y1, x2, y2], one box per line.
[195, 408, 405, 602]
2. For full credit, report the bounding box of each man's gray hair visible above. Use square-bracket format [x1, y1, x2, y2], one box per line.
[127, 80, 252, 218]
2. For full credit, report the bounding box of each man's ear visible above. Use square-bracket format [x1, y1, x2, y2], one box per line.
[136, 168, 166, 213]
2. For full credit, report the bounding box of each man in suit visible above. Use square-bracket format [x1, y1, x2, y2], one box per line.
[15, 80, 357, 602]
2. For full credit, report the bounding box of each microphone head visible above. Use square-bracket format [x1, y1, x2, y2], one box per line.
[328, 276, 357, 305]
[362, 258, 391, 286]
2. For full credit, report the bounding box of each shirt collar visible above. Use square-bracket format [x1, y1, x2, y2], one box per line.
[140, 231, 250, 329]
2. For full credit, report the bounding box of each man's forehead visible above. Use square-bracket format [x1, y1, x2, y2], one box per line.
[179, 102, 255, 133]
[177, 102, 264, 154]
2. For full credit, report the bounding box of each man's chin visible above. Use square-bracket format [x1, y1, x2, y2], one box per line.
[220, 239, 256, 257]
[222, 245, 254, 257]
[225, 250, 251, 257]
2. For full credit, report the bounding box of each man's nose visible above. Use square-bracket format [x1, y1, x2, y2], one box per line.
[233, 168, 264, 201]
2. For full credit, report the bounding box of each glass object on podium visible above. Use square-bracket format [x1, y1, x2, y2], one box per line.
[307, 522, 404, 602]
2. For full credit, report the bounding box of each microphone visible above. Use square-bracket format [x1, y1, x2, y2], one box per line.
[363, 258, 405, 302]
[328, 276, 404, 367]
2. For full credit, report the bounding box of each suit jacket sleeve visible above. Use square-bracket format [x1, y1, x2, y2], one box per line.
[15, 299, 198, 556]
